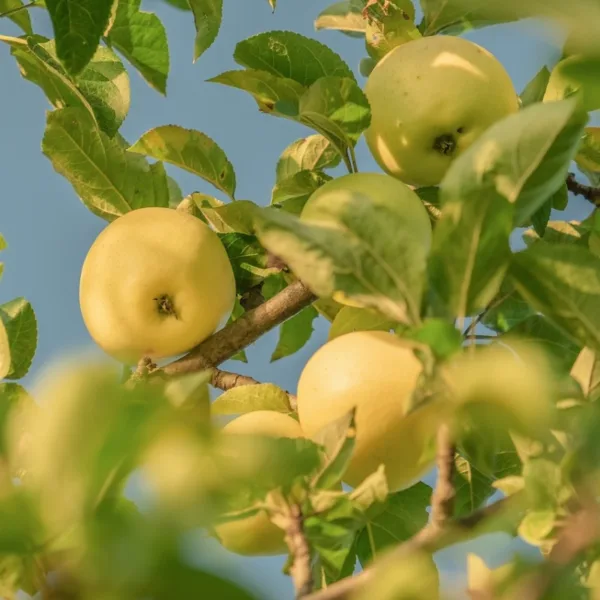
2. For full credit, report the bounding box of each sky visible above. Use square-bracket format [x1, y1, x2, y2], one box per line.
[0, 1, 596, 599]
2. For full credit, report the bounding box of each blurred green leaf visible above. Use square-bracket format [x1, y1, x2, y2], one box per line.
[211, 383, 292, 415]
[271, 305, 318, 361]
[428, 99, 586, 320]
[406, 318, 462, 361]
[453, 455, 496, 518]
[105, 0, 169, 94]
[545, 55, 600, 113]
[509, 244, 600, 354]
[207, 69, 305, 115]
[481, 285, 535, 333]
[45, 0, 114, 75]
[575, 127, 600, 183]
[276, 135, 341, 181]
[200, 200, 259, 235]
[315, 0, 367, 37]
[129, 125, 236, 199]
[234, 31, 355, 87]
[0, 491, 42, 554]
[356, 481, 431, 566]
[0, 0, 32, 33]
[570, 347, 600, 401]
[0, 382, 34, 457]
[349, 465, 389, 518]
[189, 0, 222, 61]
[219, 233, 269, 292]
[519, 66, 551, 107]
[329, 306, 394, 341]
[0, 298, 37, 380]
[271, 170, 333, 214]
[42, 107, 169, 220]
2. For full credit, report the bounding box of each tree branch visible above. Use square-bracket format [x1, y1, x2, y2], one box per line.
[160, 280, 316, 377]
[566, 173, 600, 208]
[305, 493, 525, 600]
[285, 504, 313, 599]
[430, 423, 456, 527]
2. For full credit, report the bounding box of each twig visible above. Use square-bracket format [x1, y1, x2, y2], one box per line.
[566, 173, 600, 208]
[285, 504, 314, 599]
[462, 291, 512, 338]
[430, 423, 456, 527]
[159, 280, 316, 377]
[305, 492, 525, 600]
[0, 0, 38, 19]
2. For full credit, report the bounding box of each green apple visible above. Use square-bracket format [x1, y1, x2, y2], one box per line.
[364, 36, 519, 186]
[297, 331, 442, 491]
[79, 207, 236, 364]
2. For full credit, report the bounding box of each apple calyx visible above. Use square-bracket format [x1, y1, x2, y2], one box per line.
[154, 294, 178, 319]
[433, 133, 458, 156]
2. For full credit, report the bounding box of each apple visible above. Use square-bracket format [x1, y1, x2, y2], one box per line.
[297, 330, 441, 491]
[364, 36, 519, 187]
[79, 207, 236, 364]
[214, 410, 304, 556]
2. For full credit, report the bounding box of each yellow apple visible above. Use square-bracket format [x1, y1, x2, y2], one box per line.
[79, 207, 236, 364]
[364, 36, 519, 187]
[297, 331, 441, 491]
[214, 410, 304, 556]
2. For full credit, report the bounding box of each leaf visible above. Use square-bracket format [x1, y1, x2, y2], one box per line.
[211, 383, 292, 415]
[328, 306, 394, 341]
[356, 482, 431, 566]
[12, 37, 130, 137]
[271, 305, 319, 361]
[255, 194, 428, 325]
[207, 69, 305, 115]
[365, 3, 421, 61]
[481, 285, 535, 333]
[42, 107, 169, 220]
[163, 0, 191, 8]
[453, 455, 495, 518]
[189, 0, 222, 61]
[428, 99, 587, 319]
[0, 0, 32, 33]
[570, 347, 600, 401]
[219, 233, 268, 292]
[45, 0, 115, 75]
[271, 170, 332, 214]
[199, 200, 258, 235]
[531, 196, 552, 238]
[293, 76, 371, 170]
[575, 127, 600, 179]
[406, 318, 463, 361]
[234, 30, 355, 88]
[163, 371, 211, 423]
[545, 55, 600, 112]
[227, 299, 248, 363]
[520, 66, 551, 107]
[0, 299, 37, 380]
[105, 0, 169, 94]
[315, 1, 367, 37]
[509, 244, 600, 354]
[523, 219, 587, 248]
[129, 125, 236, 199]
[276, 135, 341, 181]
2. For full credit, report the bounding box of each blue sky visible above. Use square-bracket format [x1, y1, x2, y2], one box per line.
[0, 1, 596, 598]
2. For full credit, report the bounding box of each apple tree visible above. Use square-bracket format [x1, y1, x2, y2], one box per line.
[1, 0, 600, 598]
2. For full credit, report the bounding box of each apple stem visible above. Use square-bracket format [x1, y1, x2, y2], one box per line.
[154, 294, 178, 319]
[433, 134, 456, 156]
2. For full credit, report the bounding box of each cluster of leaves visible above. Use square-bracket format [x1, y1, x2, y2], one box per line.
[3, 0, 600, 597]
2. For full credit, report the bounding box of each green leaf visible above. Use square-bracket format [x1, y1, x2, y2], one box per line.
[293, 76, 371, 170]
[271, 170, 332, 214]
[0, 383, 35, 458]
[42, 107, 169, 220]
[523, 219, 587, 248]
[0, 491, 43, 554]
[200, 200, 258, 235]
[227, 298, 248, 363]
[189, 0, 222, 61]
[328, 306, 394, 341]
[509, 243, 600, 354]
[0, 298, 37, 380]
[129, 125, 236, 199]
[219, 233, 268, 292]
[406, 318, 463, 361]
[481, 285, 535, 333]
[105, 0, 169, 94]
[349, 466, 389, 519]
[519, 66, 551, 107]
[315, 1, 367, 38]
[255, 192, 428, 324]
[531, 196, 552, 238]
[271, 305, 319, 361]
[163, 0, 191, 8]
[207, 69, 305, 115]
[428, 99, 586, 319]
[10, 37, 130, 137]
[575, 127, 600, 180]
[545, 55, 600, 113]
[356, 482, 431, 566]
[0, 0, 32, 33]
[518, 509, 557, 547]
[570, 347, 600, 401]
[453, 455, 495, 518]
[45, 0, 115, 75]
[234, 30, 355, 88]
[419, 0, 519, 35]
[365, 3, 421, 61]
[163, 371, 211, 423]
[211, 383, 292, 415]
[276, 135, 341, 181]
